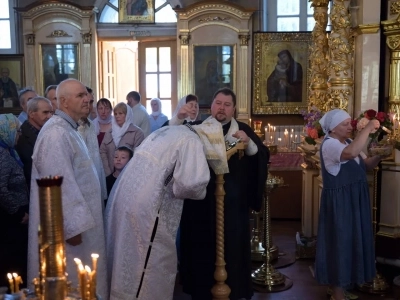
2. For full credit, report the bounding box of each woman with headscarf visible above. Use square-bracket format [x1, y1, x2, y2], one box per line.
[93, 98, 113, 146]
[0, 114, 29, 289]
[164, 94, 199, 127]
[149, 97, 168, 133]
[100, 102, 144, 176]
[315, 109, 383, 300]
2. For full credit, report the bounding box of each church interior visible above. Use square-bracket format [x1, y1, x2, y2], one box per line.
[2, 0, 400, 299]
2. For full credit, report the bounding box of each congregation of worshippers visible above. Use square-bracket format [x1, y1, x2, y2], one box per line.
[0, 79, 270, 300]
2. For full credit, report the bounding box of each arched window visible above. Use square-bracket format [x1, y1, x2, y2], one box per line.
[99, 0, 177, 23]
[0, 0, 17, 53]
[267, 0, 331, 31]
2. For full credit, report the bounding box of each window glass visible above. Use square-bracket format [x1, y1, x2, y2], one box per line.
[99, 5, 118, 23]
[159, 74, 171, 98]
[277, 17, 299, 31]
[109, 0, 118, 7]
[307, 17, 316, 31]
[277, 0, 299, 16]
[146, 74, 158, 98]
[0, 20, 11, 48]
[159, 47, 171, 72]
[146, 48, 158, 72]
[155, 5, 177, 23]
[0, 0, 9, 18]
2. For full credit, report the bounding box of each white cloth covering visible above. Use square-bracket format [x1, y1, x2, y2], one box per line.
[27, 115, 108, 299]
[112, 103, 134, 147]
[319, 109, 351, 135]
[173, 95, 199, 122]
[105, 121, 227, 300]
[78, 119, 108, 201]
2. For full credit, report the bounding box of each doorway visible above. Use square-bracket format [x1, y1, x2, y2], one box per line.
[98, 39, 177, 118]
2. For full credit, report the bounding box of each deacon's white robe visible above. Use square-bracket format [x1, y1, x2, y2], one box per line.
[105, 125, 210, 300]
[78, 119, 108, 201]
[27, 114, 108, 299]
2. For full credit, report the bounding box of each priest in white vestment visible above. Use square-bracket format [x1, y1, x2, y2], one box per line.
[105, 118, 228, 300]
[27, 79, 108, 299]
[78, 117, 108, 202]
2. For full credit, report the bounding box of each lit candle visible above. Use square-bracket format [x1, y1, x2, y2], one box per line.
[7, 273, 14, 293]
[264, 127, 267, 141]
[268, 123, 270, 133]
[295, 134, 298, 142]
[12, 273, 20, 293]
[91, 253, 99, 298]
[249, 118, 252, 127]
[85, 265, 94, 299]
[74, 258, 82, 282]
[79, 264, 86, 299]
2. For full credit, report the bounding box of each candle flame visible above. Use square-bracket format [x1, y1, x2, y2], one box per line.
[91, 253, 99, 259]
[85, 265, 91, 273]
[12, 273, 18, 278]
[74, 258, 82, 264]
[78, 264, 84, 272]
[7, 273, 12, 280]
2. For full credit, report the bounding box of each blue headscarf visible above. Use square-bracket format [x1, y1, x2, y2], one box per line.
[0, 113, 23, 167]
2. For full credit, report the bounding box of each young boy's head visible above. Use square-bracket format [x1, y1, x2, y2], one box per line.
[114, 146, 134, 172]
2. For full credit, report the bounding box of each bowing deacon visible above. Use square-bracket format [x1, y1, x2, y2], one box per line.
[105, 118, 228, 300]
[27, 79, 108, 299]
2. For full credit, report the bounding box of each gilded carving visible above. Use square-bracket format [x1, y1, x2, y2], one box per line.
[324, 88, 351, 111]
[198, 15, 230, 23]
[179, 34, 191, 45]
[386, 35, 400, 50]
[238, 34, 250, 46]
[308, 1, 329, 112]
[25, 34, 35, 45]
[390, 1, 400, 15]
[82, 32, 92, 44]
[326, 0, 354, 113]
[47, 30, 72, 38]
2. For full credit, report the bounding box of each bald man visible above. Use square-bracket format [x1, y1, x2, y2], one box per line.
[27, 79, 109, 299]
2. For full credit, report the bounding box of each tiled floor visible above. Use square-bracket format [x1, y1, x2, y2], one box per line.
[174, 220, 399, 300]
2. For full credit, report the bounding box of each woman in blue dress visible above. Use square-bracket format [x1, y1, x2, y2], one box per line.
[315, 109, 384, 300]
[149, 97, 168, 133]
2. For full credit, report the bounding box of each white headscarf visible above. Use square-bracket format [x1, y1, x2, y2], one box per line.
[173, 95, 199, 122]
[319, 109, 351, 135]
[93, 114, 113, 135]
[150, 98, 162, 117]
[191, 117, 229, 175]
[111, 103, 134, 146]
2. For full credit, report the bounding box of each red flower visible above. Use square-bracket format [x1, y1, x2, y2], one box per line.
[376, 112, 386, 122]
[351, 119, 358, 129]
[364, 109, 377, 119]
[307, 127, 319, 139]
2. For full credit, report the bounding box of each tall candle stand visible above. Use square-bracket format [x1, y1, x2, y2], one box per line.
[357, 167, 390, 295]
[252, 174, 293, 292]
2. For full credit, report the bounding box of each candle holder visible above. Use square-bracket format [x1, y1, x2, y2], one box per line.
[252, 174, 293, 292]
[27, 177, 100, 300]
[254, 121, 262, 134]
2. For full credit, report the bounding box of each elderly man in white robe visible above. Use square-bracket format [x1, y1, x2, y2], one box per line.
[105, 117, 228, 300]
[27, 78, 108, 299]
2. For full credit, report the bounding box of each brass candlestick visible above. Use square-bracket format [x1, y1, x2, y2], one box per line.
[36, 176, 68, 300]
[252, 174, 293, 292]
[250, 210, 264, 262]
